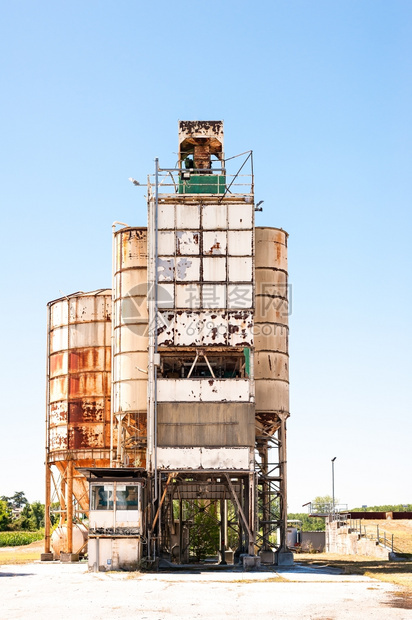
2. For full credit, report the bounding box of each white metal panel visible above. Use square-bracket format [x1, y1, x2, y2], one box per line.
[228, 257, 253, 282]
[156, 447, 250, 470]
[119, 270, 147, 298]
[157, 257, 174, 282]
[115, 324, 148, 352]
[50, 326, 68, 352]
[202, 204, 227, 229]
[158, 231, 175, 255]
[157, 378, 250, 402]
[176, 203, 200, 229]
[114, 352, 148, 381]
[228, 203, 253, 229]
[228, 230, 252, 256]
[115, 297, 148, 326]
[202, 284, 226, 309]
[157, 203, 175, 229]
[203, 257, 226, 281]
[69, 323, 106, 348]
[51, 301, 68, 329]
[113, 378, 147, 412]
[176, 231, 200, 255]
[203, 231, 227, 255]
[201, 378, 250, 401]
[176, 284, 201, 308]
[227, 284, 253, 309]
[176, 257, 200, 281]
[157, 283, 174, 309]
[201, 448, 250, 470]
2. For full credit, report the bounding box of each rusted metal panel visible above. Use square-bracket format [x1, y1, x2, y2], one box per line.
[49, 426, 68, 451]
[203, 231, 226, 255]
[255, 351, 289, 381]
[156, 447, 250, 470]
[47, 291, 112, 466]
[227, 311, 253, 346]
[68, 424, 105, 449]
[69, 399, 105, 423]
[50, 352, 68, 378]
[157, 310, 253, 347]
[157, 378, 250, 402]
[157, 402, 254, 447]
[255, 379, 289, 413]
[176, 231, 200, 255]
[254, 227, 290, 428]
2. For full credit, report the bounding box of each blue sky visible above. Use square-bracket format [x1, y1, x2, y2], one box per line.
[0, 0, 411, 511]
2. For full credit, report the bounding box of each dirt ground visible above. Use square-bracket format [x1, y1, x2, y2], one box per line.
[1, 543, 412, 619]
[357, 519, 412, 553]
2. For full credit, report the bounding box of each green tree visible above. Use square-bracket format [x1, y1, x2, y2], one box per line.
[7, 492, 29, 510]
[0, 500, 12, 531]
[312, 495, 335, 513]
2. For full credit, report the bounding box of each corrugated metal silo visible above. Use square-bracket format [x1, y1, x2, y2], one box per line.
[254, 227, 289, 433]
[113, 227, 148, 467]
[47, 289, 112, 510]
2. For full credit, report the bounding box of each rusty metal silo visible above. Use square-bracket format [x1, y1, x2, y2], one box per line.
[45, 289, 112, 559]
[112, 227, 148, 467]
[255, 227, 289, 432]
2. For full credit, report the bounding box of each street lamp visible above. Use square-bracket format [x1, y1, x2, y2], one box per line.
[331, 457, 337, 514]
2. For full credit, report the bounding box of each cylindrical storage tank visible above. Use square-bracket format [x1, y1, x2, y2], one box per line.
[47, 289, 112, 508]
[113, 227, 148, 467]
[51, 523, 88, 559]
[254, 228, 289, 433]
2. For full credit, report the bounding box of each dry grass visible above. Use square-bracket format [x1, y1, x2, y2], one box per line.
[358, 519, 412, 553]
[0, 539, 44, 565]
[297, 552, 412, 594]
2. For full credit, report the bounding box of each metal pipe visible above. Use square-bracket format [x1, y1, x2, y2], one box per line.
[44, 303, 51, 554]
[331, 457, 337, 514]
[66, 461, 73, 554]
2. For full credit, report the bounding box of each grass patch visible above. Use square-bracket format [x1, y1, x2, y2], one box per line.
[0, 531, 44, 547]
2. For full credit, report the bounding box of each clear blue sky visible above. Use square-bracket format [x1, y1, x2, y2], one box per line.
[0, 1, 411, 511]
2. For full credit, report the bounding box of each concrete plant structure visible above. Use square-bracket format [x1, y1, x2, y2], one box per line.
[43, 121, 292, 569]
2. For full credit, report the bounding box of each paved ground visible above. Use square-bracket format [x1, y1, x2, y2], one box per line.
[1, 561, 411, 619]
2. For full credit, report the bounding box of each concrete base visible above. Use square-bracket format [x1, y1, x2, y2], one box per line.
[260, 550, 276, 565]
[242, 555, 261, 571]
[275, 549, 294, 566]
[40, 553, 54, 562]
[60, 553, 80, 563]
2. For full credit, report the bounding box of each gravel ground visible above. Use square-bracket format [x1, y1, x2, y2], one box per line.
[1, 561, 411, 619]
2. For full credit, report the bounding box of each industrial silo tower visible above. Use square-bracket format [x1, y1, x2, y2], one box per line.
[134, 120, 292, 566]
